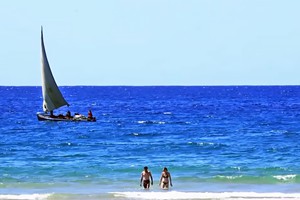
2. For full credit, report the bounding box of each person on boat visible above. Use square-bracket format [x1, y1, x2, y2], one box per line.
[140, 166, 153, 189]
[50, 111, 54, 117]
[65, 110, 72, 119]
[87, 110, 93, 119]
[159, 167, 172, 189]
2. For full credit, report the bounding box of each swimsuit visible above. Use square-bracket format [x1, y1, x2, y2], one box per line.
[143, 179, 150, 188]
[143, 180, 150, 184]
[161, 173, 169, 188]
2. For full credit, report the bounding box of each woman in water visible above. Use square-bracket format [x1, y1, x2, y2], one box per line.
[159, 167, 172, 189]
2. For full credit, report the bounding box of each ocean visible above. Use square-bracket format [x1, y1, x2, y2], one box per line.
[0, 86, 300, 200]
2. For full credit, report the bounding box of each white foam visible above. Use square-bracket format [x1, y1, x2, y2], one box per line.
[113, 191, 300, 199]
[0, 193, 51, 200]
[274, 174, 297, 181]
[163, 112, 172, 115]
[217, 175, 242, 180]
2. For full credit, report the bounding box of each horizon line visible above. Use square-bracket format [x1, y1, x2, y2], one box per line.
[0, 84, 300, 87]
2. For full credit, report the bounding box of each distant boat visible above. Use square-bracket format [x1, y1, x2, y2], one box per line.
[37, 27, 96, 122]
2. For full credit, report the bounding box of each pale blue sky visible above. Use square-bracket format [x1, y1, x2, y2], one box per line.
[1, 0, 300, 86]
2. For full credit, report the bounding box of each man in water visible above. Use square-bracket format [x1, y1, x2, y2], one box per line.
[140, 166, 153, 189]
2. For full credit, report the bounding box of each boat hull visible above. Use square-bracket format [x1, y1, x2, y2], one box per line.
[37, 113, 96, 122]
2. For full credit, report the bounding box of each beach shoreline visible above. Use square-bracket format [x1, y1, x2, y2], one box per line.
[1, 182, 300, 199]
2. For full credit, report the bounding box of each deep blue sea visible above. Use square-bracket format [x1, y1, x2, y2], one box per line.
[0, 86, 300, 200]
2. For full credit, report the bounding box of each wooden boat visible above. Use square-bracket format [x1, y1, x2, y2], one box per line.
[37, 27, 96, 122]
[37, 113, 96, 122]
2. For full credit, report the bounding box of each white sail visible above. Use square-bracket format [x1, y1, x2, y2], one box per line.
[41, 27, 69, 112]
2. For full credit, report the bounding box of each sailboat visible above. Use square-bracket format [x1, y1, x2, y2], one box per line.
[37, 27, 96, 122]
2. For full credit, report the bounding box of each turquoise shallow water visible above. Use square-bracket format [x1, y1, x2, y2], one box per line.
[0, 86, 300, 199]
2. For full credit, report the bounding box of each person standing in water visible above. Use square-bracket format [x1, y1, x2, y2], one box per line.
[140, 166, 153, 189]
[159, 167, 172, 189]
